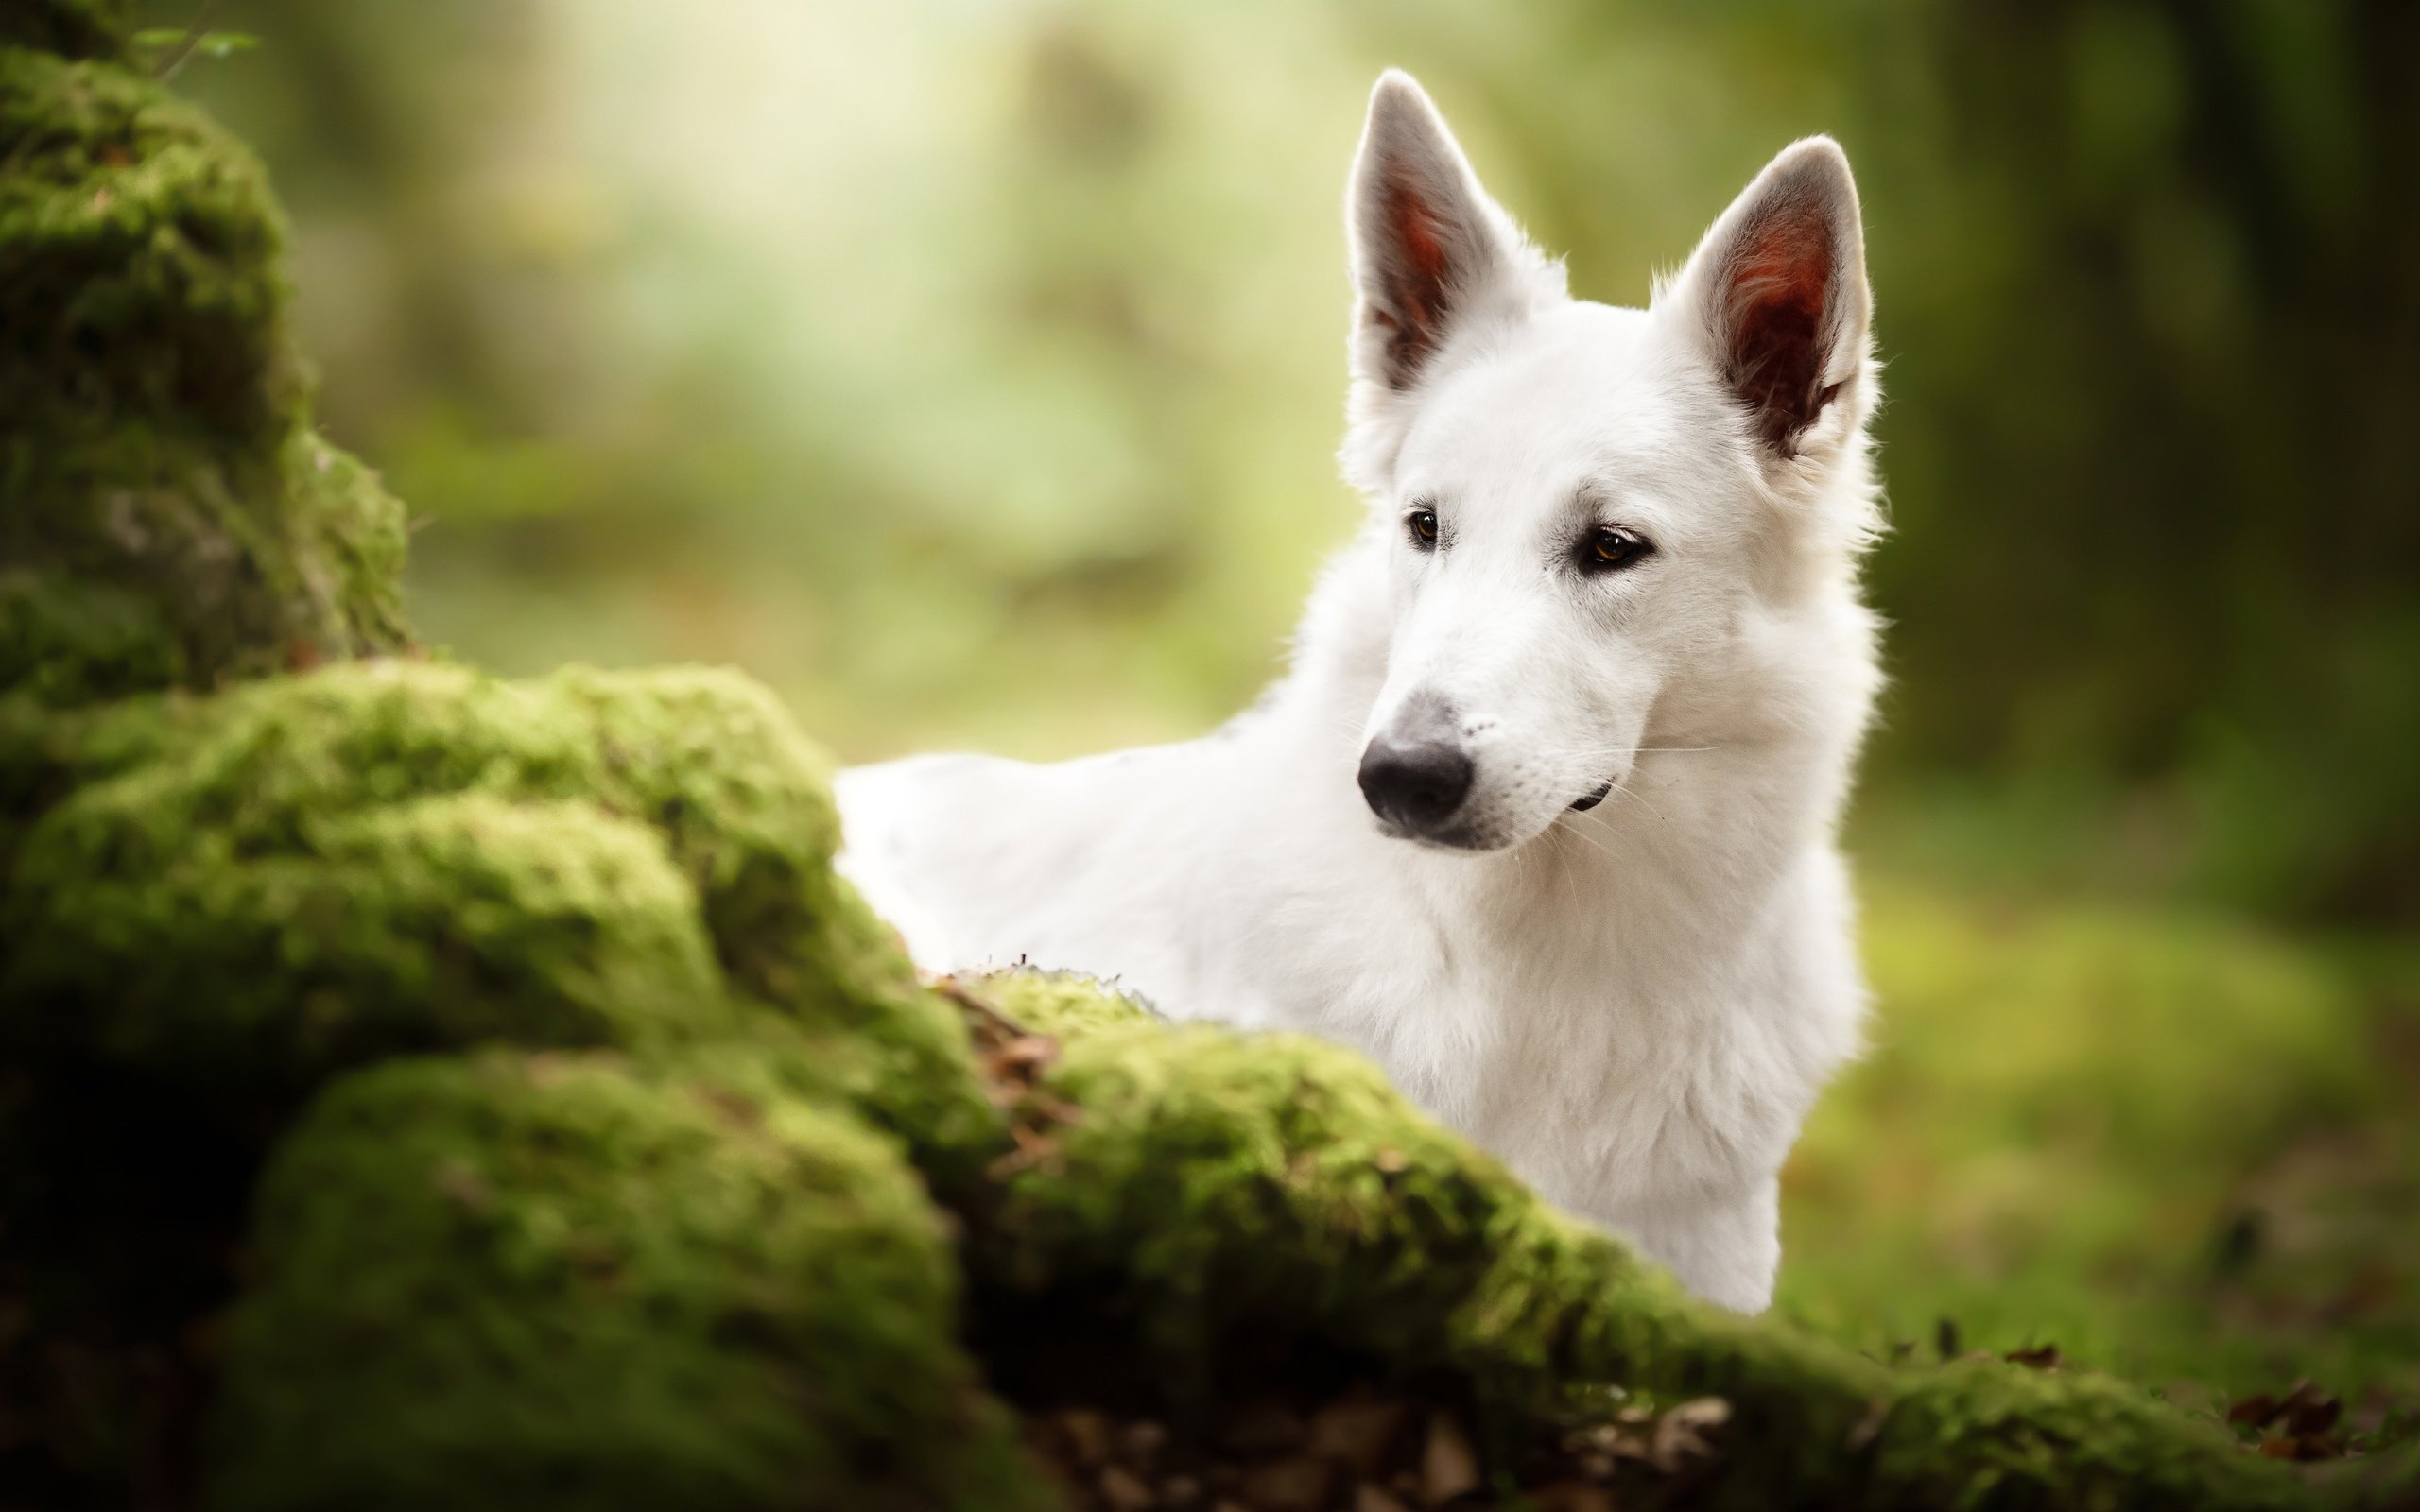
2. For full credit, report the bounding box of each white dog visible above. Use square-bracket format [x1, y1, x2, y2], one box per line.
[838, 71, 1881, 1313]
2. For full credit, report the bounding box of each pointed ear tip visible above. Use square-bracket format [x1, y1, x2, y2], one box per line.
[1366, 68, 1438, 121]
[1775, 135, 1858, 190]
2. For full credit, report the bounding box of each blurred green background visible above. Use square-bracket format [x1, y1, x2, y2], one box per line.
[146, 0, 2416, 1418]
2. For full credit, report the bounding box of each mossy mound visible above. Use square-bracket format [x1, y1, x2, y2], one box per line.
[3, 10, 2411, 1511]
[211, 1049, 1041, 1512]
[0, 662, 1003, 1506]
[0, 661, 980, 1138]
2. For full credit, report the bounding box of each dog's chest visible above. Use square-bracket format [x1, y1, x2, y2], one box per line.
[1253, 897, 1804, 1216]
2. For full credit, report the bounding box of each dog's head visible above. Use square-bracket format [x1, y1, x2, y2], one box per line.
[1340, 71, 1878, 851]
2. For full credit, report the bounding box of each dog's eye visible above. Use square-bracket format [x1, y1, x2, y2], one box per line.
[1406, 507, 1440, 550]
[1580, 525, 1651, 572]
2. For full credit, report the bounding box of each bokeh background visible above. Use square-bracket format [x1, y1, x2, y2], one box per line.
[147, 0, 2417, 1414]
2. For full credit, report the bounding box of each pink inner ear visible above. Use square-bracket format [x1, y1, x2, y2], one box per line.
[1374, 169, 1455, 378]
[1387, 172, 1452, 317]
[1724, 209, 1836, 451]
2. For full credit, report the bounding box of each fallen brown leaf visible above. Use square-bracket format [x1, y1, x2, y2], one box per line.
[1098, 1463, 1154, 1512]
[1119, 1419, 1168, 1476]
[1057, 1407, 1112, 1468]
[1530, 1481, 1616, 1512]
[1241, 1454, 1335, 1512]
[1308, 1390, 1411, 1476]
[1845, 1396, 1892, 1452]
[1218, 1399, 1308, 1456]
[987, 1122, 1063, 1178]
[1421, 1410, 1480, 1504]
[1158, 1472, 1206, 1511]
[1354, 1484, 1413, 1512]
[2280, 1380, 2342, 1436]
[2349, 1387, 2393, 1437]
[1647, 1397, 1731, 1473]
[986, 1035, 1061, 1075]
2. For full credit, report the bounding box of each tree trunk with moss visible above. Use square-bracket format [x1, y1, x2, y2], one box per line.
[1, 6, 2412, 1508]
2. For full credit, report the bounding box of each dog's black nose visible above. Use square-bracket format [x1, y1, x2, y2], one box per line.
[1358, 732, 1474, 833]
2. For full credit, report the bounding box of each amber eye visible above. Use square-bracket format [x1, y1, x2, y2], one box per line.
[1406, 507, 1440, 550]
[1581, 525, 1651, 572]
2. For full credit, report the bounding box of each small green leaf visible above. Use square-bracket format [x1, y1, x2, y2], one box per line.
[133, 28, 262, 58]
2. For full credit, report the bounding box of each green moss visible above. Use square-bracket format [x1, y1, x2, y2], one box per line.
[0, 684, 190, 850]
[543, 668, 977, 1142]
[974, 968, 1159, 1038]
[0, 48, 409, 697]
[0, 51, 291, 442]
[981, 1017, 1548, 1367]
[971, 1006, 1850, 1464]
[0, 660, 992, 1155]
[1864, 1361, 2298, 1512]
[1781, 880, 2410, 1400]
[0, 656, 1008, 1505]
[2312, 1449, 2420, 1508]
[208, 1050, 1049, 1512]
[0, 567, 185, 705]
[545, 665, 859, 999]
[8, 791, 730, 1113]
[962, 974, 2320, 1509]
[284, 427, 412, 656]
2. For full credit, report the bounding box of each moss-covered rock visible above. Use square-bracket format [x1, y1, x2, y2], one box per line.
[541, 666, 991, 1168]
[209, 1049, 1049, 1512]
[1, 661, 989, 1147]
[0, 43, 406, 701]
[0, 658, 1005, 1412]
[0, 662, 1010, 1507]
[9, 789, 726, 1107]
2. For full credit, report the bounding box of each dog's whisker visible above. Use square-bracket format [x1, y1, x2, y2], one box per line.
[1546, 825, 1585, 914]
[1607, 780, 1669, 824]
[1561, 744, 1723, 761]
[1551, 816, 1628, 861]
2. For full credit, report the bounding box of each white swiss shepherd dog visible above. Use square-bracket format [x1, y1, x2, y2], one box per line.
[839, 71, 1882, 1314]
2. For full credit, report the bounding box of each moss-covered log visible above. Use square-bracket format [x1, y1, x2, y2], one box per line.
[2, 5, 2411, 1508]
[968, 976, 2356, 1511]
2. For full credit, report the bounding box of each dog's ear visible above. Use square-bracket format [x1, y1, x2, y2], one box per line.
[1665, 137, 1871, 459]
[1347, 71, 1537, 395]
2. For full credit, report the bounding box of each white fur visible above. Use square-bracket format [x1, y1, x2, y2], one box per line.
[837, 72, 1882, 1314]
